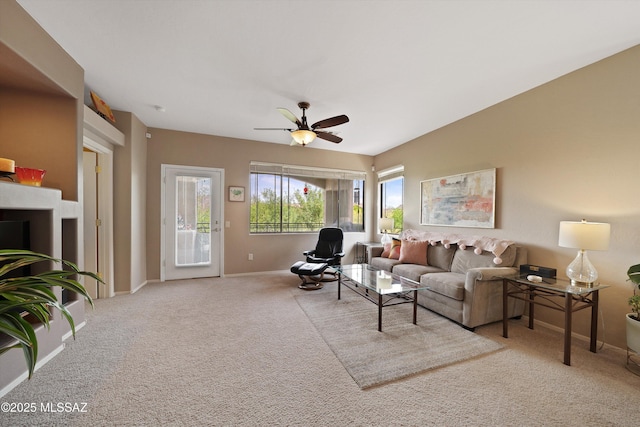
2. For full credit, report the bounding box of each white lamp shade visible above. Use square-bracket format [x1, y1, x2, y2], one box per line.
[379, 218, 394, 232]
[558, 220, 610, 251]
[291, 129, 316, 145]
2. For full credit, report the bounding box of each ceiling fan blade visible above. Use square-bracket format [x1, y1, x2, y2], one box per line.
[277, 108, 302, 127]
[316, 131, 342, 143]
[311, 114, 349, 130]
[254, 127, 294, 131]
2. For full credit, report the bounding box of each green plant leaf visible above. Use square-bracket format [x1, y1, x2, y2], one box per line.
[628, 264, 640, 286]
[0, 312, 37, 378]
[0, 317, 32, 347]
[0, 249, 101, 379]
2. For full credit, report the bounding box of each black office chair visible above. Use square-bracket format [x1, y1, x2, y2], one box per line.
[304, 227, 345, 266]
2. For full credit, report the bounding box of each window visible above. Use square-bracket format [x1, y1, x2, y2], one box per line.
[378, 166, 404, 234]
[250, 162, 366, 233]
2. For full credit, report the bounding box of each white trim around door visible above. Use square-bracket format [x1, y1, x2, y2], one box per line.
[161, 164, 224, 281]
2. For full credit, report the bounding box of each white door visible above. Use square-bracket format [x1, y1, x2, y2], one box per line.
[82, 151, 100, 299]
[162, 165, 223, 280]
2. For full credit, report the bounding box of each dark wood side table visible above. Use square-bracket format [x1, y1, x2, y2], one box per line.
[502, 275, 609, 366]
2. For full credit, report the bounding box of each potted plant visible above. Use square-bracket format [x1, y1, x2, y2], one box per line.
[626, 264, 640, 374]
[0, 249, 100, 379]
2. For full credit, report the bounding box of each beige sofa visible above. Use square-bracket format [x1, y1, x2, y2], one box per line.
[369, 230, 527, 330]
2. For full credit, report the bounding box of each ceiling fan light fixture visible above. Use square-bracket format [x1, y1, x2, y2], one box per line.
[291, 129, 316, 146]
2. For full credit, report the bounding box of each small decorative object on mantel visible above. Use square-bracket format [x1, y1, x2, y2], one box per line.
[15, 167, 46, 187]
[229, 186, 245, 202]
[90, 90, 116, 123]
[0, 157, 15, 173]
[0, 157, 15, 181]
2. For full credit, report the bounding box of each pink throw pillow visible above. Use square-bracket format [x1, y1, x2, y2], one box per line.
[399, 239, 428, 265]
[388, 239, 402, 260]
[380, 242, 392, 258]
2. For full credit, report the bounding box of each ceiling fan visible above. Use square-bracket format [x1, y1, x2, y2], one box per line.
[255, 102, 349, 146]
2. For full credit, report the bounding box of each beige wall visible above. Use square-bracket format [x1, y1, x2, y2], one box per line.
[113, 111, 148, 294]
[142, 45, 640, 349]
[145, 130, 374, 277]
[374, 44, 640, 349]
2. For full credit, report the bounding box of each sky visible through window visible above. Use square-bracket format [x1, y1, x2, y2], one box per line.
[254, 174, 305, 195]
[384, 178, 403, 209]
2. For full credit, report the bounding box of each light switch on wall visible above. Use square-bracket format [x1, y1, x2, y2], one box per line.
[225, 221, 230, 228]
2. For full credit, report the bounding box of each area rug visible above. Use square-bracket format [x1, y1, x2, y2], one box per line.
[295, 287, 503, 389]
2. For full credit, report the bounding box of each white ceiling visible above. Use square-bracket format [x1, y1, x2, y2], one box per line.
[16, 0, 640, 156]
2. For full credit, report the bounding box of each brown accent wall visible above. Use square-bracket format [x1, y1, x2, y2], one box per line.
[0, 89, 77, 198]
[0, 0, 86, 391]
[0, 0, 84, 202]
[374, 44, 640, 349]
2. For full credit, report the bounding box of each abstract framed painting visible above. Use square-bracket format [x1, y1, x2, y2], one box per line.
[420, 168, 496, 228]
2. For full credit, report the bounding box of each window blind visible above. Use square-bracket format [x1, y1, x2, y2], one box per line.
[250, 161, 366, 181]
[377, 165, 404, 182]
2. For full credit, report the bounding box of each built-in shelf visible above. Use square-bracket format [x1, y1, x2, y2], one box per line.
[0, 1, 85, 397]
[61, 199, 81, 219]
[0, 181, 84, 396]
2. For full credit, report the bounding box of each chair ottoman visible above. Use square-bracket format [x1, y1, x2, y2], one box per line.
[290, 261, 329, 290]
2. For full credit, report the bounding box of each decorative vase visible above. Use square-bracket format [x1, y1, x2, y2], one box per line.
[626, 313, 640, 376]
[626, 313, 640, 352]
[15, 167, 46, 186]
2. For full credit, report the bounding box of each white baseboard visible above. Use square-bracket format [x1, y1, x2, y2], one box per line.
[523, 315, 625, 353]
[114, 280, 149, 296]
[0, 344, 65, 398]
[223, 269, 290, 278]
[61, 320, 87, 342]
[130, 280, 147, 294]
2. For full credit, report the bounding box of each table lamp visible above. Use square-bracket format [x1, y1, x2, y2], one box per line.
[379, 218, 394, 245]
[558, 219, 610, 287]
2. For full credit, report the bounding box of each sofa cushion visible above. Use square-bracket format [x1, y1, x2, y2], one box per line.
[380, 242, 392, 258]
[388, 238, 401, 259]
[450, 244, 517, 274]
[392, 263, 445, 282]
[399, 239, 428, 265]
[420, 272, 465, 301]
[370, 256, 402, 272]
[497, 244, 517, 267]
[427, 244, 457, 271]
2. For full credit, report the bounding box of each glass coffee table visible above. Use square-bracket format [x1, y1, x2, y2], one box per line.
[336, 264, 429, 332]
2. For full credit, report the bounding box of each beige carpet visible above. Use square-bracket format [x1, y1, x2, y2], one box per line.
[2, 273, 640, 426]
[296, 287, 503, 388]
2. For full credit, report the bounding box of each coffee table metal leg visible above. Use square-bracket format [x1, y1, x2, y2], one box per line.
[502, 279, 509, 338]
[564, 292, 572, 366]
[590, 291, 599, 353]
[378, 293, 383, 332]
[413, 290, 418, 324]
[338, 272, 341, 300]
